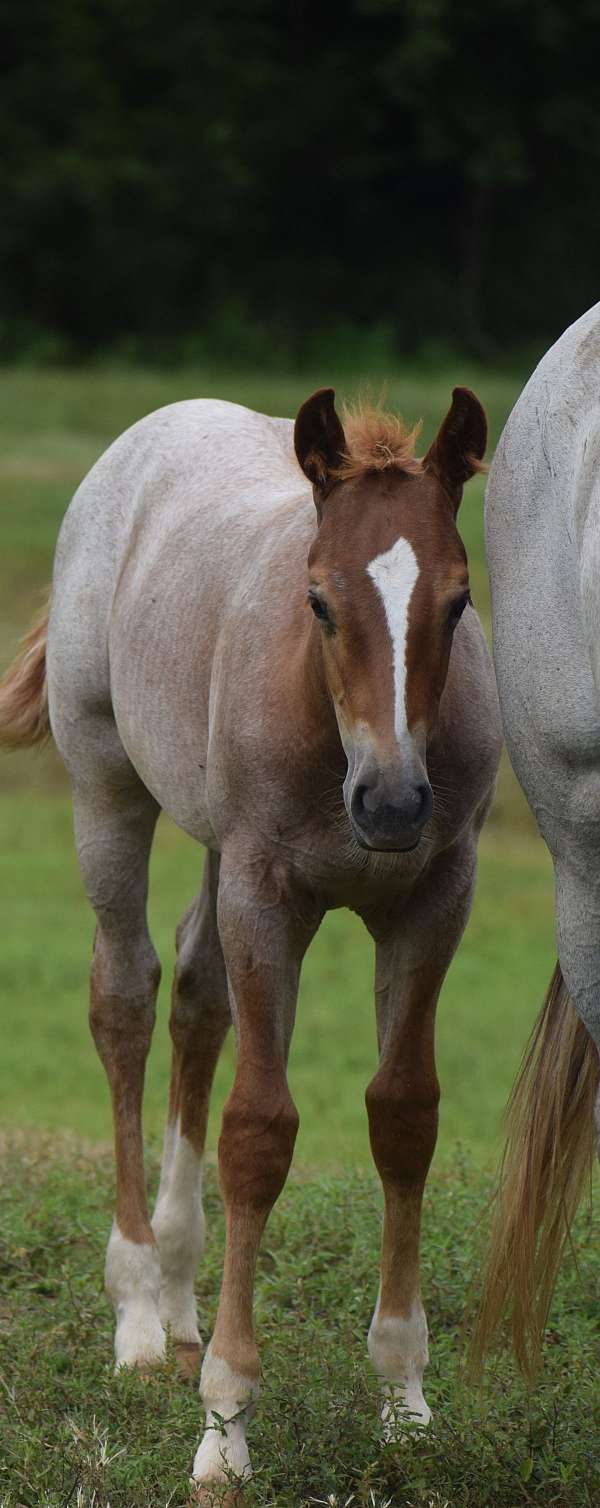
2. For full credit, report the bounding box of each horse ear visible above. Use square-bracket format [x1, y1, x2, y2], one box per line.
[423, 387, 487, 512]
[294, 388, 346, 497]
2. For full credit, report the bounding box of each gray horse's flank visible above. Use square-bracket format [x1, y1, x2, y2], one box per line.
[474, 304, 600, 1375]
[0, 388, 500, 1492]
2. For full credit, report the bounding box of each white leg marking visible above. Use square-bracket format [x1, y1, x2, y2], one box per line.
[152, 1118, 204, 1343]
[193, 1347, 259, 1485]
[368, 1292, 431, 1436]
[105, 1223, 166, 1368]
[367, 536, 420, 743]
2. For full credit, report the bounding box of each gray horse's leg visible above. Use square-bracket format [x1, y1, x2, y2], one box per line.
[191, 845, 322, 1491]
[73, 773, 164, 1370]
[363, 841, 476, 1434]
[152, 851, 231, 1377]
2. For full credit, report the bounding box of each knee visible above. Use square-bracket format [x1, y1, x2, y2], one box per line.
[219, 1075, 299, 1208]
[365, 1069, 439, 1186]
[91, 926, 161, 1006]
[170, 964, 205, 1039]
[169, 960, 230, 1055]
[90, 997, 157, 1072]
[89, 941, 160, 1067]
[174, 948, 208, 999]
[172, 951, 227, 1016]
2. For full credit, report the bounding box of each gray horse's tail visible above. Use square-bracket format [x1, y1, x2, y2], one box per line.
[470, 961, 598, 1378]
[0, 599, 51, 749]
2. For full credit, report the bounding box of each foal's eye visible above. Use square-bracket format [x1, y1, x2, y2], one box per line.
[447, 591, 471, 631]
[308, 591, 332, 627]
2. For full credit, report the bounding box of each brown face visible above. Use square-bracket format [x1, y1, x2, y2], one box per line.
[294, 385, 486, 852]
[307, 470, 470, 850]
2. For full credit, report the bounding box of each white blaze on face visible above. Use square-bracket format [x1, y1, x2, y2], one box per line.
[367, 536, 420, 744]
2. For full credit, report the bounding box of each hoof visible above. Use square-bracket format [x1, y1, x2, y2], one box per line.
[381, 1389, 432, 1441]
[191, 1487, 245, 1508]
[175, 1340, 202, 1381]
[133, 1357, 164, 1382]
[115, 1353, 164, 1381]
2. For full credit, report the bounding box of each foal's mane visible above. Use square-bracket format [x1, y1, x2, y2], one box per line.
[334, 401, 423, 482]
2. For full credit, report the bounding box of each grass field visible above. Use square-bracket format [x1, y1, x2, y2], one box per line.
[3, 1140, 599, 1508]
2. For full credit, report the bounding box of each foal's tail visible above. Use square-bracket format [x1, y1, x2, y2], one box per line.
[0, 599, 51, 749]
[470, 961, 599, 1379]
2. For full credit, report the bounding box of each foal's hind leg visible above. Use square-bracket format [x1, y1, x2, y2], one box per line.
[72, 775, 165, 1370]
[152, 851, 231, 1377]
[363, 842, 475, 1435]
[192, 845, 322, 1491]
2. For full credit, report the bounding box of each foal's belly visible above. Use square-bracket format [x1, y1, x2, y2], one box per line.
[110, 691, 215, 844]
[109, 649, 217, 848]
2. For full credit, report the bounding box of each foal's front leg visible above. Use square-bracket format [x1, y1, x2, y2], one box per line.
[74, 787, 166, 1370]
[364, 845, 475, 1434]
[192, 848, 321, 1492]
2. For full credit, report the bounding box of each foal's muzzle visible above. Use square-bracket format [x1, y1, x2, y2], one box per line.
[346, 761, 433, 853]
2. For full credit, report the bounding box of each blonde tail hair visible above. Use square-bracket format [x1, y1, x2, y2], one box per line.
[0, 600, 51, 749]
[470, 961, 599, 1379]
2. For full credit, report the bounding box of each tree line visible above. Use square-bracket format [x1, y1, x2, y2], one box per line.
[2, 0, 600, 362]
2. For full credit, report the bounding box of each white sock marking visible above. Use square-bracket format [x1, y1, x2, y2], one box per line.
[367, 537, 419, 743]
[368, 1293, 431, 1435]
[104, 1223, 166, 1368]
[193, 1348, 259, 1484]
[152, 1118, 204, 1344]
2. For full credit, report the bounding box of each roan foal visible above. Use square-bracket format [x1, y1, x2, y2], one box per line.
[0, 386, 501, 1493]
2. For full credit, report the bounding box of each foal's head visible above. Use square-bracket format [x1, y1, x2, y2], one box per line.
[294, 386, 486, 852]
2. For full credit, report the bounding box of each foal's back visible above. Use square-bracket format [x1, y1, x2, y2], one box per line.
[47, 398, 309, 835]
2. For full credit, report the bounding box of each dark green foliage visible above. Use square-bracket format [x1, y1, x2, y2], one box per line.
[2, 1, 600, 362]
[1, 1142, 599, 1506]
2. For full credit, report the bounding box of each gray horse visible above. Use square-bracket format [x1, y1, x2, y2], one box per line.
[1, 386, 500, 1494]
[474, 304, 600, 1376]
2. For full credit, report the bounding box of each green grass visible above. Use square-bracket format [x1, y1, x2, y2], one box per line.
[0, 362, 554, 1171]
[2, 1139, 599, 1508]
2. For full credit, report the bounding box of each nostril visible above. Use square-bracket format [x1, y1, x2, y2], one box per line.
[414, 782, 433, 824]
[352, 783, 368, 822]
[351, 776, 432, 838]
